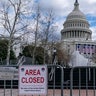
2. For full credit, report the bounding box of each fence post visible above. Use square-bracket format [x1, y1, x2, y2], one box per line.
[61, 66, 64, 96]
[4, 80, 6, 96]
[48, 64, 64, 96]
[93, 68, 95, 96]
[70, 68, 74, 96]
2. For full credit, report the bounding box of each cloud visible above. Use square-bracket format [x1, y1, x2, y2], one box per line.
[38, 0, 96, 40]
[0, 0, 96, 40]
[91, 27, 96, 40]
[87, 0, 96, 4]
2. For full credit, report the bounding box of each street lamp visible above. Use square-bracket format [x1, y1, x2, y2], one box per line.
[52, 48, 57, 64]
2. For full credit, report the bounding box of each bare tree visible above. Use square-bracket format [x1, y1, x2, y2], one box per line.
[26, 5, 58, 64]
[0, 0, 32, 65]
[32, 4, 41, 64]
[40, 8, 58, 64]
[56, 42, 71, 67]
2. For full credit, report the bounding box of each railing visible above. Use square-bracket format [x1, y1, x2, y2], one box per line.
[0, 65, 96, 96]
[70, 66, 96, 96]
[0, 64, 64, 96]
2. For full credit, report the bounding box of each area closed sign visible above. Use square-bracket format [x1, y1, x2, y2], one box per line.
[19, 65, 47, 95]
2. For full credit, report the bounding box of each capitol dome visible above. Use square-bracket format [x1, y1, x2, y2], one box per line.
[67, 8, 86, 20]
[61, 0, 92, 41]
[67, 1, 86, 20]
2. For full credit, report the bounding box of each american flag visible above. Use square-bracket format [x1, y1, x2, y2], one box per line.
[95, 45, 96, 53]
[86, 45, 90, 54]
[92, 45, 95, 53]
[76, 44, 85, 53]
[90, 45, 93, 54]
[77, 44, 81, 51]
[83, 44, 86, 53]
[80, 44, 83, 53]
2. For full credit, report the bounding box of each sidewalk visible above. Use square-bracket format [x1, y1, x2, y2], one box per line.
[0, 89, 95, 96]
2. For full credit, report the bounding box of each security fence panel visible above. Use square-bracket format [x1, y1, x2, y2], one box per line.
[70, 66, 96, 96]
[1, 65, 96, 96]
[0, 65, 18, 96]
[0, 64, 64, 96]
[48, 64, 64, 96]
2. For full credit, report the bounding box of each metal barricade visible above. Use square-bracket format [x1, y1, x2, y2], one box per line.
[0, 65, 18, 96]
[70, 66, 96, 96]
[48, 64, 64, 96]
[1, 65, 96, 96]
[0, 64, 64, 96]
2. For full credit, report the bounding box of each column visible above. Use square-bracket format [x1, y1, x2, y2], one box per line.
[73, 31, 74, 37]
[70, 31, 71, 38]
[78, 31, 80, 37]
[65, 32, 66, 39]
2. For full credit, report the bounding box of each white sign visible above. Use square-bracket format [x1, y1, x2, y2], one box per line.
[19, 65, 47, 95]
[0, 67, 14, 80]
[0, 72, 14, 80]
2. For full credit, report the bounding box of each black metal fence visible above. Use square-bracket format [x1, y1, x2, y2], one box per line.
[0, 65, 96, 96]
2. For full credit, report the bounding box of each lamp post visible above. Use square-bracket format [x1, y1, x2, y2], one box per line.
[52, 48, 57, 64]
[52, 47, 57, 96]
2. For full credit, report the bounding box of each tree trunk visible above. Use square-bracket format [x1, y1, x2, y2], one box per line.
[32, 5, 40, 64]
[6, 40, 11, 65]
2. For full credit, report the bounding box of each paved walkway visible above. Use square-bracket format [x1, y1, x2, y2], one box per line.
[0, 89, 95, 96]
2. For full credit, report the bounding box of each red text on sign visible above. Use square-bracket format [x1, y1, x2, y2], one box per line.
[21, 77, 44, 83]
[25, 69, 41, 75]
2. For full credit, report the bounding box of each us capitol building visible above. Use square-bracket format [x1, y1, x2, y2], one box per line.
[61, 0, 96, 62]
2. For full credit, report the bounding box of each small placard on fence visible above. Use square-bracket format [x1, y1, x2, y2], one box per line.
[0, 67, 14, 80]
[19, 65, 47, 95]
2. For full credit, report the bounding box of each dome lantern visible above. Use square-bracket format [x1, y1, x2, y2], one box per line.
[74, 0, 79, 11]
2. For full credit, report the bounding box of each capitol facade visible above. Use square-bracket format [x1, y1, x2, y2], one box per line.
[61, 0, 96, 61]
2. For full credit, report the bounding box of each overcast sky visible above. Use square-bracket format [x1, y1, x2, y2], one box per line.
[35, 0, 96, 40]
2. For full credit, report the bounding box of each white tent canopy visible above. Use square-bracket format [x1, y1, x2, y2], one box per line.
[69, 51, 89, 67]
